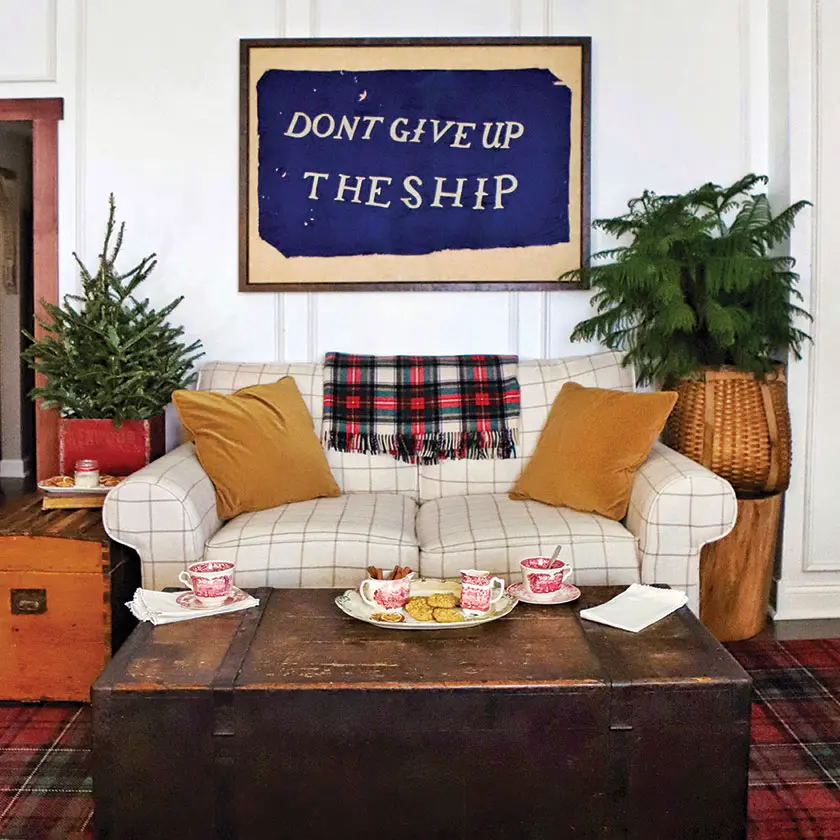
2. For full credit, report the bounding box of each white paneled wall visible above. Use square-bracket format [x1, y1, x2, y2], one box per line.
[270, 0, 750, 368]
[60, 0, 753, 369]
[0, 0, 56, 82]
[1, 0, 837, 616]
[773, 0, 840, 618]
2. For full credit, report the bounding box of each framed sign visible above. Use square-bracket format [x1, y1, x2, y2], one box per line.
[240, 37, 590, 291]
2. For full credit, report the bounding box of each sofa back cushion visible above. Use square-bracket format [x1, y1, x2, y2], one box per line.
[196, 352, 635, 503]
[418, 351, 636, 500]
[195, 362, 418, 498]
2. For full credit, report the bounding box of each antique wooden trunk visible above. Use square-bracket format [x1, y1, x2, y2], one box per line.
[92, 587, 751, 840]
[0, 493, 140, 701]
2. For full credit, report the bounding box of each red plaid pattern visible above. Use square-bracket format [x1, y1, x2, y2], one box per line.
[323, 352, 520, 464]
[0, 703, 93, 839]
[726, 638, 840, 840]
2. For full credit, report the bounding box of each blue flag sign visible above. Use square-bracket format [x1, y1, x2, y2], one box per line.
[256, 68, 573, 259]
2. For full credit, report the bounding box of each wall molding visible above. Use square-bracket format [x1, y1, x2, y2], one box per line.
[276, 0, 286, 39]
[274, 295, 285, 362]
[275, 0, 286, 361]
[305, 0, 319, 362]
[772, 581, 840, 620]
[75, 0, 88, 263]
[0, 0, 57, 83]
[310, 0, 320, 39]
[508, 293, 519, 354]
[0, 457, 31, 479]
[738, 0, 750, 173]
[510, 0, 522, 37]
[802, 0, 823, 572]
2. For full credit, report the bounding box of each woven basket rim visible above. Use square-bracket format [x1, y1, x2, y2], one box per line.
[677, 365, 786, 385]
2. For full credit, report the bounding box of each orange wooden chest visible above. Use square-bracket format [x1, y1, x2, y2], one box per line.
[0, 494, 139, 701]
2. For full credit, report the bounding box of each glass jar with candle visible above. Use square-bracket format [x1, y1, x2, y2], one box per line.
[74, 459, 100, 488]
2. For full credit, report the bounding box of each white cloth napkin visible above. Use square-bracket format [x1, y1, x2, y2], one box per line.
[579, 584, 688, 633]
[126, 587, 259, 625]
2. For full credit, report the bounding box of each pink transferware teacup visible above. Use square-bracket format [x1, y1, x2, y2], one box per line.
[178, 561, 235, 605]
[519, 556, 573, 602]
[359, 572, 414, 611]
[459, 569, 506, 616]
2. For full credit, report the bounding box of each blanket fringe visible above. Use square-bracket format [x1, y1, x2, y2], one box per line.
[325, 429, 518, 465]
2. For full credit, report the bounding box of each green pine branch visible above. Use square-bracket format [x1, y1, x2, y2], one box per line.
[22, 194, 204, 423]
[564, 174, 812, 385]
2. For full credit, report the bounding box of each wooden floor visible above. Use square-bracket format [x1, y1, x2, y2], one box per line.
[0, 477, 31, 505]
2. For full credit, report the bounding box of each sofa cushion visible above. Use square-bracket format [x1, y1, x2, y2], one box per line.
[204, 493, 419, 589]
[196, 361, 418, 499]
[416, 494, 639, 585]
[509, 383, 678, 520]
[173, 377, 340, 520]
[197, 361, 324, 420]
[419, 351, 636, 500]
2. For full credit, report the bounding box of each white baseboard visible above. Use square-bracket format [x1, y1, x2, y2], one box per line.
[772, 581, 840, 620]
[0, 458, 31, 479]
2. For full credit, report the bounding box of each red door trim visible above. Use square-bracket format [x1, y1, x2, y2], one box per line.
[0, 98, 63, 480]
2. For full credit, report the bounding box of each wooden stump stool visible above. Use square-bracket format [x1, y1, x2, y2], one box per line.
[700, 492, 783, 642]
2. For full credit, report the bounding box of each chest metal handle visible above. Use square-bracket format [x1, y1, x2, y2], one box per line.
[11, 589, 47, 615]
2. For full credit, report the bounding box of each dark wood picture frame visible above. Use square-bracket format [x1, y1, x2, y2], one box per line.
[240, 37, 590, 292]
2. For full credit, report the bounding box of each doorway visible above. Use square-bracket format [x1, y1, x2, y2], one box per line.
[0, 99, 62, 490]
[0, 121, 34, 498]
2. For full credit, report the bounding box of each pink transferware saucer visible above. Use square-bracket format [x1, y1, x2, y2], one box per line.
[507, 581, 581, 606]
[175, 586, 250, 611]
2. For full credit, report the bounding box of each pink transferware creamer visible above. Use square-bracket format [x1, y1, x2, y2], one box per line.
[459, 570, 505, 616]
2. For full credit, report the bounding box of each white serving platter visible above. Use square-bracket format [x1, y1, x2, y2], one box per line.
[335, 577, 517, 630]
[37, 477, 121, 496]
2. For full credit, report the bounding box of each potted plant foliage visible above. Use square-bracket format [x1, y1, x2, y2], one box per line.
[565, 173, 811, 495]
[23, 195, 203, 476]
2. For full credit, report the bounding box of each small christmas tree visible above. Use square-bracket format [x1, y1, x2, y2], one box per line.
[23, 194, 203, 423]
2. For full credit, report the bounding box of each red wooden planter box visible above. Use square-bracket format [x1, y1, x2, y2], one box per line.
[59, 416, 165, 477]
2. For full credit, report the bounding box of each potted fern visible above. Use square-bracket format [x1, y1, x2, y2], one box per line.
[566, 173, 811, 494]
[23, 195, 203, 476]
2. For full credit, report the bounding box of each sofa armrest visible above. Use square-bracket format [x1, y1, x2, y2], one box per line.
[625, 441, 737, 614]
[102, 443, 222, 589]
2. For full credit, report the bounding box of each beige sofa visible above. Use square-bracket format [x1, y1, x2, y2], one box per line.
[102, 350, 737, 613]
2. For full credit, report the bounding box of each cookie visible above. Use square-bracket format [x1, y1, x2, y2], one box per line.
[371, 612, 405, 623]
[433, 607, 465, 623]
[42, 475, 75, 488]
[427, 592, 459, 609]
[405, 597, 435, 622]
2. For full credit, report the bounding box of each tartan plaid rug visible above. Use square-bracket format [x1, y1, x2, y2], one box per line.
[323, 352, 520, 464]
[0, 703, 92, 839]
[727, 637, 840, 840]
[0, 637, 838, 839]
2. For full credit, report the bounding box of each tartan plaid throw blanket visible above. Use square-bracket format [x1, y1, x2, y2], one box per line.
[323, 352, 520, 464]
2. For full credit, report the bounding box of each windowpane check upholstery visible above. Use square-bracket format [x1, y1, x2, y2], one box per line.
[204, 494, 418, 590]
[103, 352, 736, 615]
[416, 494, 639, 585]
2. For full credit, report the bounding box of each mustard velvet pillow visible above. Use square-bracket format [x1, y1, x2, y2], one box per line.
[509, 382, 678, 520]
[172, 377, 340, 520]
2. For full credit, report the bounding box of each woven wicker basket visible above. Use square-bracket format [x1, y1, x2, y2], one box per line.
[661, 366, 791, 495]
